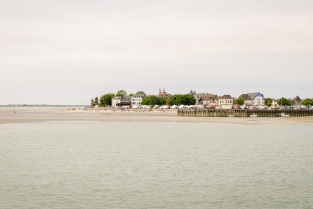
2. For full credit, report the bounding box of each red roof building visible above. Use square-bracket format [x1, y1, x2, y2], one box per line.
[158, 88, 171, 98]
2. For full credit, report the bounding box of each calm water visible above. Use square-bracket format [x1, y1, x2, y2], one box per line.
[1, 121, 313, 209]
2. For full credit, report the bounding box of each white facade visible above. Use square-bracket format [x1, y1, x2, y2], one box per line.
[131, 95, 144, 106]
[252, 95, 265, 106]
[112, 97, 121, 107]
[246, 92, 265, 106]
[218, 95, 233, 106]
[221, 105, 233, 109]
[244, 100, 252, 106]
[218, 99, 233, 105]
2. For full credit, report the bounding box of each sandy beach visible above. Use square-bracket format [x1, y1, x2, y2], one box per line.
[1, 106, 313, 125]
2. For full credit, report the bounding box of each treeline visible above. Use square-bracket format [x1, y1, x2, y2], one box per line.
[91, 90, 196, 106]
[91, 90, 144, 106]
[92, 90, 313, 107]
[302, 98, 313, 106]
[141, 94, 196, 106]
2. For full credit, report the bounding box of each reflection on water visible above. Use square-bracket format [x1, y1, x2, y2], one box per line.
[1, 122, 313, 208]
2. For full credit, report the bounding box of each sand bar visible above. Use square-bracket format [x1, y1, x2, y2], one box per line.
[1, 106, 313, 125]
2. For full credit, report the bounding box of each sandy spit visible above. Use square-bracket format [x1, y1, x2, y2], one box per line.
[1, 106, 313, 125]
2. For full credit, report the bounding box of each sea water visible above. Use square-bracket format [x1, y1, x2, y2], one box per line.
[1, 121, 313, 209]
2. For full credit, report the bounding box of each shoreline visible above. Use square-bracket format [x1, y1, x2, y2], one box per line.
[1, 106, 313, 125]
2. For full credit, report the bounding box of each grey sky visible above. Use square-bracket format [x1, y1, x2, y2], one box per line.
[1, 0, 312, 105]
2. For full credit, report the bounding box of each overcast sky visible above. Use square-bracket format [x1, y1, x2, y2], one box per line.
[1, 0, 312, 105]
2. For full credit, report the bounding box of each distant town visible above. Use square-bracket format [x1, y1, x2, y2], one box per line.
[91, 89, 313, 110]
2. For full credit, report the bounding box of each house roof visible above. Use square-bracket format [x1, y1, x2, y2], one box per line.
[219, 95, 232, 99]
[239, 94, 252, 100]
[247, 92, 264, 99]
[121, 96, 131, 101]
[113, 96, 131, 101]
[294, 95, 302, 102]
[194, 93, 206, 100]
[203, 94, 218, 101]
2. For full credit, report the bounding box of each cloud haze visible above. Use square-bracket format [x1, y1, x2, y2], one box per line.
[1, 0, 312, 104]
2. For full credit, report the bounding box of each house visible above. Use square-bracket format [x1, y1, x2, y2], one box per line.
[218, 95, 233, 109]
[120, 96, 131, 106]
[112, 96, 132, 107]
[202, 94, 218, 106]
[112, 96, 121, 107]
[131, 95, 145, 106]
[218, 95, 233, 105]
[194, 93, 205, 105]
[248, 92, 265, 106]
[189, 90, 215, 105]
[238, 94, 253, 106]
[191, 92, 206, 105]
[239, 92, 265, 106]
[289, 99, 296, 106]
[293, 95, 302, 105]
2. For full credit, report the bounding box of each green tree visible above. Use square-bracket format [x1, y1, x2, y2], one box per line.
[265, 98, 272, 107]
[158, 97, 167, 105]
[236, 98, 245, 105]
[303, 98, 313, 106]
[129, 93, 134, 96]
[176, 94, 196, 105]
[278, 97, 291, 106]
[116, 90, 127, 98]
[141, 95, 160, 105]
[94, 97, 99, 105]
[135, 91, 146, 96]
[166, 95, 179, 106]
[99, 93, 115, 106]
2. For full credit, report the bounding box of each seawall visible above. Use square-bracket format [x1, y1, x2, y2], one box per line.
[177, 109, 313, 117]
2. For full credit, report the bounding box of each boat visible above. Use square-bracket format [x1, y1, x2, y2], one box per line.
[278, 113, 289, 117]
[250, 113, 258, 117]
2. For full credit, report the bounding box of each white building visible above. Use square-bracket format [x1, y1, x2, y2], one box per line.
[112, 96, 121, 107]
[238, 92, 265, 107]
[247, 92, 265, 106]
[112, 95, 143, 107]
[218, 95, 233, 109]
[131, 95, 145, 106]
